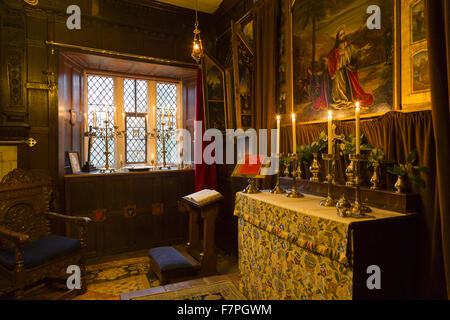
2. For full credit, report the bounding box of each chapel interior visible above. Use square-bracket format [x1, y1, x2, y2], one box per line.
[0, 0, 449, 301]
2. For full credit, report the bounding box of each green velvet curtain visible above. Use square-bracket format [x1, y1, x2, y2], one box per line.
[281, 110, 445, 298]
[425, 0, 450, 299]
[255, 0, 278, 145]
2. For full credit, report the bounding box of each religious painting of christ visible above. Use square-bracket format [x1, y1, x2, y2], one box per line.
[292, 0, 394, 123]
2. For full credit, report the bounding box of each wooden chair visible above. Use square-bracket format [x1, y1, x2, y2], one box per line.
[0, 169, 91, 299]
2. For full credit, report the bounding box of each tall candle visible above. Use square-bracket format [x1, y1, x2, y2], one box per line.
[105, 108, 108, 124]
[292, 113, 296, 154]
[276, 115, 281, 155]
[84, 113, 88, 131]
[328, 111, 333, 154]
[93, 111, 97, 127]
[168, 108, 171, 126]
[146, 115, 149, 129]
[355, 102, 361, 155]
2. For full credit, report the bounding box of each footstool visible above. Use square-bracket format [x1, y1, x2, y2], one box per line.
[148, 246, 199, 284]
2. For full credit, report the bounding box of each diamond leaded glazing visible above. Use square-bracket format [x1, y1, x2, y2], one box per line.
[87, 76, 115, 168]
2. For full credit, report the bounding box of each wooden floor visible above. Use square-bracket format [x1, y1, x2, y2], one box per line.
[120, 273, 240, 300]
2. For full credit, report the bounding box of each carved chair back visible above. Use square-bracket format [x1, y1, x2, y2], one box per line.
[0, 169, 53, 249]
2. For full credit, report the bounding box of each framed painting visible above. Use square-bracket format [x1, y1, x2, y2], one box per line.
[232, 16, 255, 129]
[401, 0, 431, 110]
[68, 152, 81, 174]
[290, 0, 397, 123]
[202, 52, 228, 132]
[411, 0, 426, 43]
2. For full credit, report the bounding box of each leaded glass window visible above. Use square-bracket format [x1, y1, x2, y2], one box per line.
[156, 83, 177, 165]
[124, 79, 148, 164]
[87, 76, 115, 168]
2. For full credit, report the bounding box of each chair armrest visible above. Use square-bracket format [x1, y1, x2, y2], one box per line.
[0, 225, 30, 244]
[45, 212, 91, 225]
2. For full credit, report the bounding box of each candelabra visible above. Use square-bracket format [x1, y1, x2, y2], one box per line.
[286, 153, 304, 198]
[147, 117, 175, 169]
[271, 154, 286, 194]
[348, 154, 372, 217]
[93, 119, 125, 173]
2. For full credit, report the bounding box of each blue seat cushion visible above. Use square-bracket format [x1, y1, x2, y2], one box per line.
[148, 246, 193, 272]
[0, 235, 81, 271]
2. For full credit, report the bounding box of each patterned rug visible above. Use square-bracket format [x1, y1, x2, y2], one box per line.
[75, 256, 160, 300]
[131, 281, 246, 300]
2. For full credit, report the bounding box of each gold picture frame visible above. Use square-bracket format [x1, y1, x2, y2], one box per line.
[400, 0, 431, 111]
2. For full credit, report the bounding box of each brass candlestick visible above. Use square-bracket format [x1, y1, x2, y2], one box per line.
[286, 154, 304, 198]
[349, 154, 372, 217]
[309, 153, 321, 182]
[82, 125, 97, 172]
[147, 118, 175, 169]
[320, 153, 336, 207]
[93, 119, 125, 173]
[271, 154, 286, 194]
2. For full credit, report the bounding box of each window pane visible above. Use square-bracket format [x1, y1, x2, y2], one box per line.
[136, 80, 148, 114]
[156, 83, 177, 165]
[87, 76, 115, 168]
[124, 79, 135, 113]
[126, 116, 147, 164]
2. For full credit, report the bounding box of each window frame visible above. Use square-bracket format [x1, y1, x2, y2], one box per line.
[83, 71, 182, 168]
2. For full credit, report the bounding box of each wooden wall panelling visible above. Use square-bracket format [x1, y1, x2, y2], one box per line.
[65, 170, 195, 258]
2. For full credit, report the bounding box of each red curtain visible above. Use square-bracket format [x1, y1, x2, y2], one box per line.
[194, 68, 217, 191]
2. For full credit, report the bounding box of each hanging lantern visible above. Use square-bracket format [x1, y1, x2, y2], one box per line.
[191, 3, 204, 64]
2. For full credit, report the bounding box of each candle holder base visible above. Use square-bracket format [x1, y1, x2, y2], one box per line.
[270, 171, 285, 194]
[243, 178, 260, 194]
[286, 189, 304, 198]
[99, 168, 116, 174]
[271, 185, 286, 194]
[320, 196, 336, 207]
[350, 201, 372, 218]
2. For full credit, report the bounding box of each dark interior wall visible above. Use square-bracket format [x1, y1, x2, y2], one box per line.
[0, 0, 212, 210]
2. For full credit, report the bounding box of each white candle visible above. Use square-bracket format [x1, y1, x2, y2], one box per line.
[168, 108, 171, 126]
[276, 115, 281, 155]
[292, 113, 296, 154]
[328, 111, 333, 154]
[93, 111, 97, 127]
[146, 115, 149, 129]
[355, 102, 361, 155]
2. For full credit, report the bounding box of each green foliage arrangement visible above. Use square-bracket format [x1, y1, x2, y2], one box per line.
[340, 133, 374, 155]
[387, 149, 430, 187]
[296, 144, 313, 165]
[367, 147, 395, 168]
[309, 131, 328, 154]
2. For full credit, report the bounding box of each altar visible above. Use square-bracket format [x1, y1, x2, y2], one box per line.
[234, 191, 417, 300]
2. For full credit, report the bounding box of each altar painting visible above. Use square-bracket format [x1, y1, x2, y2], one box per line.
[292, 0, 394, 122]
